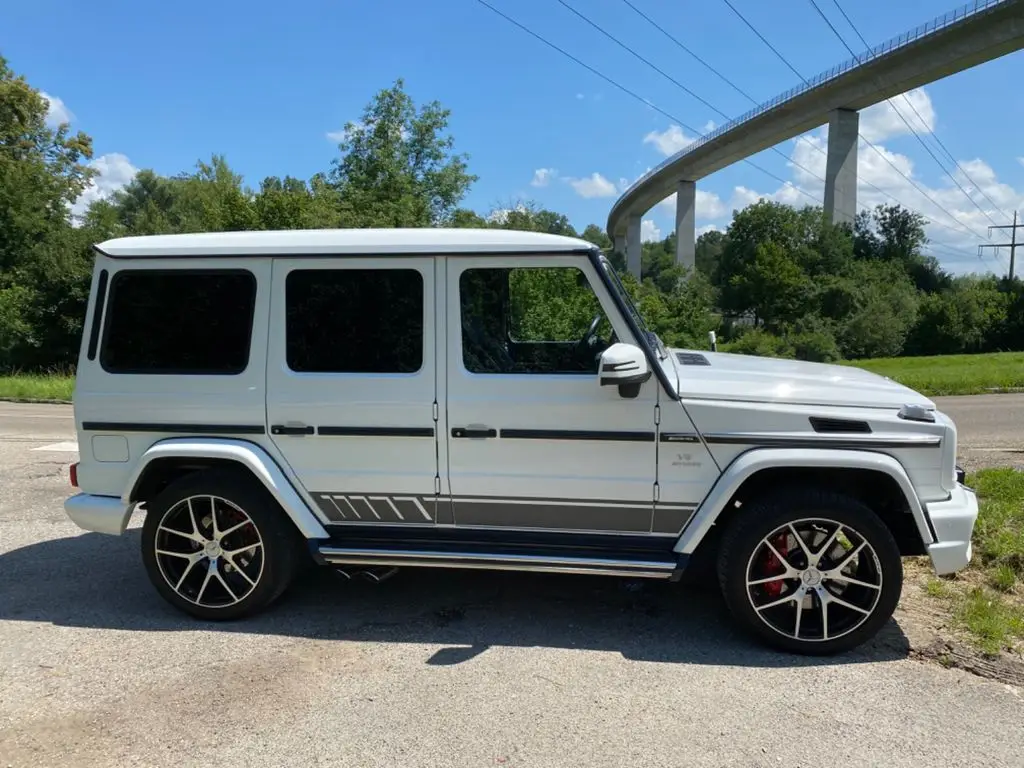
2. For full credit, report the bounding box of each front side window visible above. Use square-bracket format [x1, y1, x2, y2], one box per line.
[100, 269, 256, 374]
[460, 266, 615, 375]
[286, 268, 423, 373]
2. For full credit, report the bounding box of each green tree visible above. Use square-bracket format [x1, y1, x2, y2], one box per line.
[254, 175, 339, 230]
[328, 79, 477, 227]
[0, 55, 96, 369]
[728, 241, 811, 330]
[905, 276, 1010, 356]
[581, 223, 612, 250]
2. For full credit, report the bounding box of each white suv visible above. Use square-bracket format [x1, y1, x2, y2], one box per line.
[63, 228, 978, 654]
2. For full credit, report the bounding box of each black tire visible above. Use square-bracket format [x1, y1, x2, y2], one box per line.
[716, 487, 903, 655]
[141, 468, 305, 621]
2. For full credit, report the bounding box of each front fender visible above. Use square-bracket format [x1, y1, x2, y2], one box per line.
[123, 438, 329, 540]
[674, 447, 933, 554]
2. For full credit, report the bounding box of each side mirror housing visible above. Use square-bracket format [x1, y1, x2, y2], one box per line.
[599, 343, 652, 399]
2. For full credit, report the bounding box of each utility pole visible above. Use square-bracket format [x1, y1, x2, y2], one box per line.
[978, 210, 1020, 281]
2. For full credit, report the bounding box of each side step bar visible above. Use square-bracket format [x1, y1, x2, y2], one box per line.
[317, 546, 683, 580]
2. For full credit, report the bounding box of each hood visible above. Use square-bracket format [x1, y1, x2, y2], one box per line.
[666, 348, 934, 410]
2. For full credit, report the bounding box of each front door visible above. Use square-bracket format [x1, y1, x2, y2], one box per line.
[266, 257, 439, 528]
[444, 254, 658, 535]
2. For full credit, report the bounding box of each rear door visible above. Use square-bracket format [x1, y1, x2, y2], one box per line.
[265, 257, 439, 528]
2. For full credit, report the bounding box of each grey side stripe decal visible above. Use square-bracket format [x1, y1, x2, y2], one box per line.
[314, 493, 697, 534]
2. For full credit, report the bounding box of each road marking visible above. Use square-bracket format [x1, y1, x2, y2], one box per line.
[32, 441, 79, 452]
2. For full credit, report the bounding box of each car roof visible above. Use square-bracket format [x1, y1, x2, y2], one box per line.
[94, 228, 599, 258]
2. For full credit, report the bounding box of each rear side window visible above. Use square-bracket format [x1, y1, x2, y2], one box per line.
[286, 268, 423, 373]
[100, 270, 257, 374]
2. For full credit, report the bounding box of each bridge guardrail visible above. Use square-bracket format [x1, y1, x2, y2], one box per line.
[617, 0, 1008, 201]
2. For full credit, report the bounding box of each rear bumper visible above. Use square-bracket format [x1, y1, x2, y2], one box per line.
[924, 482, 978, 575]
[64, 493, 134, 536]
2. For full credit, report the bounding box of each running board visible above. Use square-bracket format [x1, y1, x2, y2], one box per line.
[316, 546, 683, 580]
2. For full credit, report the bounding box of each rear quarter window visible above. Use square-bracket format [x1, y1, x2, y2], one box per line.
[99, 269, 257, 375]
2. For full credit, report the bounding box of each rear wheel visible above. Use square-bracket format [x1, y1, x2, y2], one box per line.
[141, 469, 303, 620]
[716, 488, 903, 655]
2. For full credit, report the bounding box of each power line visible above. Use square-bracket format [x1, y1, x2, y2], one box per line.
[827, 0, 1013, 224]
[720, 0, 990, 241]
[471, 0, 819, 205]
[554, 0, 831, 191]
[808, 0, 1003, 229]
[616, 0, 988, 243]
[720, 0, 805, 82]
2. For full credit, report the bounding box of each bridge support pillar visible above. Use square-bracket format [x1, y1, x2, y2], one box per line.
[626, 214, 642, 279]
[675, 180, 696, 272]
[824, 108, 859, 226]
[614, 233, 625, 261]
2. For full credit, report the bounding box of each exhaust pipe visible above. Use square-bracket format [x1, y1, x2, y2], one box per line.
[359, 566, 399, 584]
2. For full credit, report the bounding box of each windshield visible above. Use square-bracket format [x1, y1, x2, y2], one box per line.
[599, 258, 668, 360]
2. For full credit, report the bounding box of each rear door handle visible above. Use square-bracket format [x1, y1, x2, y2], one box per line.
[451, 427, 497, 439]
[271, 424, 315, 436]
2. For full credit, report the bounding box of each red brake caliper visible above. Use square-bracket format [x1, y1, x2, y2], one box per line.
[761, 533, 790, 598]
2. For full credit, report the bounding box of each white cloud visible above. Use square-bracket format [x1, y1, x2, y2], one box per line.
[696, 224, 722, 237]
[72, 153, 138, 217]
[641, 219, 661, 242]
[643, 124, 697, 157]
[566, 172, 618, 198]
[657, 189, 727, 220]
[531, 168, 556, 187]
[326, 120, 365, 142]
[702, 120, 716, 133]
[39, 91, 73, 127]
[859, 88, 935, 142]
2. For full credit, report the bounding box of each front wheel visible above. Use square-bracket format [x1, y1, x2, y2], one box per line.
[141, 469, 303, 621]
[716, 488, 903, 655]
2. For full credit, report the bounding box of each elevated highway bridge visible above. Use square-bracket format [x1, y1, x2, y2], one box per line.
[607, 0, 1024, 277]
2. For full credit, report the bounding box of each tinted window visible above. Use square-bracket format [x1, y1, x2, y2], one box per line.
[286, 269, 423, 373]
[460, 266, 613, 375]
[100, 270, 256, 374]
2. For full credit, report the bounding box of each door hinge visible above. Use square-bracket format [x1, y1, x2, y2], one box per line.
[433, 401, 439, 421]
[653, 482, 660, 503]
[654, 404, 661, 425]
[434, 475, 441, 495]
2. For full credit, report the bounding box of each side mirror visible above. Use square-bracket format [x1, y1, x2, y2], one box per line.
[599, 343, 652, 399]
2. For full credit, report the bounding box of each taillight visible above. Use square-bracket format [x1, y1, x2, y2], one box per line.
[70, 462, 79, 488]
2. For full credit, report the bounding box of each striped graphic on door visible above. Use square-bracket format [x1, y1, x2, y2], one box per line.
[314, 494, 433, 523]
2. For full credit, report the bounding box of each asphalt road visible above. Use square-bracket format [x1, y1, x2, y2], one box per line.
[1, 398, 1022, 767]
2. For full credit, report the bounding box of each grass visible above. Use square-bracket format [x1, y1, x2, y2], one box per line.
[924, 468, 1024, 656]
[0, 373, 74, 402]
[846, 351, 1024, 396]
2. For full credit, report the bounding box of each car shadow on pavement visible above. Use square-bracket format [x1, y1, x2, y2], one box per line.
[0, 530, 912, 668]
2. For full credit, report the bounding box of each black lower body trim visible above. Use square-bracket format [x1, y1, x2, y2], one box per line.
[500, 428, 655, 442]
[82, 421, 265, 435]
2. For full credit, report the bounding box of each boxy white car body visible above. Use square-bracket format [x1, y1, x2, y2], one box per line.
[62, 228, 978, 652]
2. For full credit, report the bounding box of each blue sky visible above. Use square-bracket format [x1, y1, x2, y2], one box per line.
[6, 0, 1023, 275]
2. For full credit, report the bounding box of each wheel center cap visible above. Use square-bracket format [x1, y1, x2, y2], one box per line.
[204, 540, 223, 558]
[801, 567, 822, 587]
